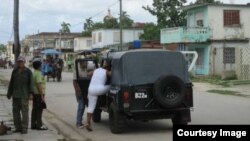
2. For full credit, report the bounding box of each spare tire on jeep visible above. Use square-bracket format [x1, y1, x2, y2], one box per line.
[154, 75, 185, 108]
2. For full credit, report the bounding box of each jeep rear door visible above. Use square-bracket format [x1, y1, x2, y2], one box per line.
[75, 59, 98, 104]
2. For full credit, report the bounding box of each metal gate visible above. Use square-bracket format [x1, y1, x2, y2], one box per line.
[236, 47, 250, 80]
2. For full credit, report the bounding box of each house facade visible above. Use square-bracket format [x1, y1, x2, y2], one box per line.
[24, 32, 81, 62]
[73, 37, 92, 52]
[161, 4, 250, 78]
[6, 41, 15, 62]
[92, 29, 144, 49]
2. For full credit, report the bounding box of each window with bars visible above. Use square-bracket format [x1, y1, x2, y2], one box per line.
[74, 40, 77, 48]
[197, 20, 204, 27]
[98, 32, 102, 42]
[92, 33, 96, 44]
[86, 40, 92, 47]
[223, 47, 235, 64]
[113, 32, 120, 42]
[224, 10, 240, 26]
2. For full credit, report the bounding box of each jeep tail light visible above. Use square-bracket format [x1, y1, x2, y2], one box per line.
[185, 86, 193, 107]
[122, 91, 129, 103]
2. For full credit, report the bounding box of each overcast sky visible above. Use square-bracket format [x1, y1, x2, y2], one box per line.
[0, 0, 249, 44]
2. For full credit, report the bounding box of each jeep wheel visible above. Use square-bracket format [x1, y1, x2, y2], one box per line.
[154, 75, 185, 108]
[109, 103, 126, 134]
[172, 117, 188, 125]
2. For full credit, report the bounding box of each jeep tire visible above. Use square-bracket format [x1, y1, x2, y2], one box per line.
[154, 75, 185, 108]
[109, 103, 126, 134]
[172, 109, 191, 125]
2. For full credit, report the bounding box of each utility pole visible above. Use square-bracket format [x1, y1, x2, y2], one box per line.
[119, 0, 123, 51]
[13, 0, 20, 63]
[59, 32, 62, 51]
[32, 33, 34, 57]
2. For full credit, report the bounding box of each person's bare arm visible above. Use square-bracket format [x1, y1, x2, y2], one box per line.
[107, 70, 112, 77]
[73, 80, 81, 96]
[87, 70, 94, 78]
[37, 83, 44, 101]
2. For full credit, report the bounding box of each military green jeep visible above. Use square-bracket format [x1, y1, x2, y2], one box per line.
[75, 49, 193, 133]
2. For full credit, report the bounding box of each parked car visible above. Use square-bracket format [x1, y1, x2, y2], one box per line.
[75, 49, 193, 133]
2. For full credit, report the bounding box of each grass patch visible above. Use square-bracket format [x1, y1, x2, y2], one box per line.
[192, 75, 223, 84]
[191, 75, 232, 87]
[207, 89, 247, 97]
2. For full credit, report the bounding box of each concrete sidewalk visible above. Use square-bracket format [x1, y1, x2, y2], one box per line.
[0, 80, 63, 141]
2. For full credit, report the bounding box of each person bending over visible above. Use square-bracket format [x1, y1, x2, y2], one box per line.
[85, 61, 111, 131]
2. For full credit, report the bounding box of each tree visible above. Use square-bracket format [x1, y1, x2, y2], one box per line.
[103, 18, 119, 28]
[194, 0, 222, 4]
[60, 21, 71, 33]
[84, 17, 94, 31]
[91, 22, 105, 30]
[140, 23, 161, 40]
[143, 0, 187, 28]
[82, 18, 94, 37]
[120, 11, 134, 29]
[81, 21, 105, 37]
[0, 44, 7, 54]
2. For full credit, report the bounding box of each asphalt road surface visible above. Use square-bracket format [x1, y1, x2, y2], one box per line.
[46, 71, 250, 141]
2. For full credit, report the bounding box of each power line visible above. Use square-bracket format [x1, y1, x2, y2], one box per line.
[0, 30, 11, 34]
[90, 0, 119, 19]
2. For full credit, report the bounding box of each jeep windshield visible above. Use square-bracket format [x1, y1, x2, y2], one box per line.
[111, 50, 189, 85]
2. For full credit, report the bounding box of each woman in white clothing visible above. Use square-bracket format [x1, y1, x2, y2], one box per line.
[85, 61, 111, 131]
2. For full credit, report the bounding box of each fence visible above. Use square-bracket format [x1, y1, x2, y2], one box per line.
[236, 47, 250, 80]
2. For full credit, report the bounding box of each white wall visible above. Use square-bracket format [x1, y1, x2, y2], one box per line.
[209, 42, 249, 75]
[92, 29, 143, 48]
[208, 6, 250, 40]
[74, 37, 92, 52]
[6, 43, 15, 61]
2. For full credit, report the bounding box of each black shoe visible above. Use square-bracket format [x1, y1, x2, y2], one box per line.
[21, 130, 28, 134]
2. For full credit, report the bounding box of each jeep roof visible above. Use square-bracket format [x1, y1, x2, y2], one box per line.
[107, 49, 189, 85]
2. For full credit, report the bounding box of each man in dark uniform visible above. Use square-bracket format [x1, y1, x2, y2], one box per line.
[7, 56, 33, 134]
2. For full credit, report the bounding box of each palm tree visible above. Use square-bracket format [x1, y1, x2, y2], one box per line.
[84, 17, 94, 31]
[121, 11, 130, 19]
[120, 11, 133, 28]
[60, 21, 71, 33]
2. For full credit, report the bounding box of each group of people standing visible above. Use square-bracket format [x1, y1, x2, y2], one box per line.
[6, 55, 110, 134]
[7, 56, 48, 134]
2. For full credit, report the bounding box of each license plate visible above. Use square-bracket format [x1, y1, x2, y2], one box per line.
[135, 92, 148, 99]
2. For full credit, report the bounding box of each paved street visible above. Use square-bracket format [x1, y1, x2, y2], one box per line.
[0, 68, 250, 141]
